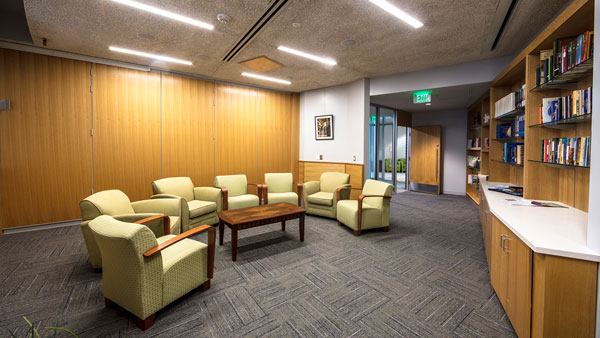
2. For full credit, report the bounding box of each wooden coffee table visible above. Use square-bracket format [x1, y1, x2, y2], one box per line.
[217, 202, 306, 261]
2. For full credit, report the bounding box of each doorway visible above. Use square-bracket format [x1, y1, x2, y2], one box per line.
[369, 105, 409, 192]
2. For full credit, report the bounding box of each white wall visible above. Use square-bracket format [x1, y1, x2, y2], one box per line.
[411, 109, 467, 196]
[299, 78, 369, 165]
[370, 56, 512, 96]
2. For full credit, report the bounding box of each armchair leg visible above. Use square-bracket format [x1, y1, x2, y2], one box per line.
[353, 230, 361, 236]
[281, 220, 285, 231]
[104, 298, 114, 309]
[135, 314, 156, 331]
[337, 221, 344, 226]
[201, 280, 211, 291]
[383, 226, 390, 232]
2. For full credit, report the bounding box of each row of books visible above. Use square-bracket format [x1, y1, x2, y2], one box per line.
[503, 143, 524, 165]
[541, 137, 590, 167]
[496, 113, 525, 139]
[495, 85, 526, 118]
[468, 138, 481, 148]
[536, 31, 594, 86]
[539, 86, 592, 123]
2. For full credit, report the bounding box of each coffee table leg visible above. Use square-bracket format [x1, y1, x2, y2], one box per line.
[219, 219, 224, 246]
[299, 214, 305, 242]
[232, 227, 238, 262]
[281, 220, 285, 231]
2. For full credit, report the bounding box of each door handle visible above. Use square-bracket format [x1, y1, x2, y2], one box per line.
[502, 237, 511, 253]
[435, 144, 439, 181]
[500, 234, 505, 248]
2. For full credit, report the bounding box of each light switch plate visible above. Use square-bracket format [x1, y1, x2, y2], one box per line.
[0, 100, 10, 110]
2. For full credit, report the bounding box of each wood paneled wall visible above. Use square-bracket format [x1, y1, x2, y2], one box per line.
[92, 64, 161, 202]
[0, 48, 299, 229]
[298, 161, 365, 199]
[0, 49, 92, 228]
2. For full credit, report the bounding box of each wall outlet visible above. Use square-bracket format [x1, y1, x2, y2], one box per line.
[353, 155, 356, 161]
[0, 100, 10, 110]
[319, 155, 323, 160]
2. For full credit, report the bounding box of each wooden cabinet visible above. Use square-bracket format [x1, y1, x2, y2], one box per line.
[479, 188, 492, 267]
[490, 215, 532, 338]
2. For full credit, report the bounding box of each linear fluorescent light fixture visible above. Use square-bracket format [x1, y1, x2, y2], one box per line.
[369, 0, 423, 28]
[241, 72, 291, 85]
[109, 46, 192, 65]
[110, 0, 214, 30]
[278, 46, 337, 66]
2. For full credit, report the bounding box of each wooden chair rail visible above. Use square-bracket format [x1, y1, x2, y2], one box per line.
[357, 194, 391, 231]
[135, 214, 170, 236]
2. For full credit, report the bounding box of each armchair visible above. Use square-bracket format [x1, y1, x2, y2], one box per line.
[302, 172, 351, 218]
[262, 173, 301, 206]
[79, 189, 183, 269]
[151, 177, 221, 231]
[89, 215, 215, 330]
[336, 179, 393, 236]
[214, 174, 261, 210]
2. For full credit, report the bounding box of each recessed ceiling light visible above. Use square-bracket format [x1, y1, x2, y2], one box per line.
[109, 46, 192, 65]
[278, 46, 337, 66]
[241, 72, 291, 85]
[110, 0, 214, 30]
[369, 0, 423, 28]
[341, 39, 356, 46]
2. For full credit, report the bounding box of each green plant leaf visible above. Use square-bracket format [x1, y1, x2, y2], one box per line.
[22, 317, 41, 338]
[7, 329, 17, 338]
[44, 327, 78, 338]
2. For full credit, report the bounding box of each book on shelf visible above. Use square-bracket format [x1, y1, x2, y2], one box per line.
[496, 123, 512, 139]
[538, 86, 592, 123]
[467, 155, 480, 169]
[484, 137, 489, 150]
[514, 113, 525, 137]
[483, 113, 490, 124]
[495, 85, 526, 118]
[504, 142, 524, 165]
[467, 138, 481, 148]
[541, 136, 590, 166]
[536, 31, 594, 86]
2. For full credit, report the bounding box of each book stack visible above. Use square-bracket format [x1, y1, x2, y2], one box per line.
[514, 113, 525, 137]
[535, 31, 594, 86]
[468, 138, 481, 148]
[541, 137, 590, 166]
[504, 143, 524, 165]
[495, 85, 526, 118]
[539, 86, 592, 123]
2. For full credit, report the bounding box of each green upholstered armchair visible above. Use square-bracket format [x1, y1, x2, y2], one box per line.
[79, 189, 183, 270]
[336, 179, 393, 236]
[263, 173, 301, 206]
[151, 177, 221, 231]
[302, 172, 351, 218]
[214, 174, 261, 210]
[89, 215, 215, 330]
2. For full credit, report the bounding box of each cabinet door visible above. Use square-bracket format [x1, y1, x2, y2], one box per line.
[482, 204, 492, 267]
[490, 215, 508, 304]
[504, 227, 532, 338]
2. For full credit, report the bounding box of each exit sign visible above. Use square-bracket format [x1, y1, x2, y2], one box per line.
[413, 91, 431, 104]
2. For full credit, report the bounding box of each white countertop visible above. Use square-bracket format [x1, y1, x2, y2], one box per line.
[478, 175, 600, 262]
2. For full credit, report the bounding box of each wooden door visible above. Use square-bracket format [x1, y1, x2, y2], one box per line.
[504, 227, 532, 338]
[409, 126, 441, 194]
[490, 215, 508, 305]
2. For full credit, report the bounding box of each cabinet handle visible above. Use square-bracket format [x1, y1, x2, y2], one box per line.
[500, 234, 505, 247]
[502, 236, 511, 253]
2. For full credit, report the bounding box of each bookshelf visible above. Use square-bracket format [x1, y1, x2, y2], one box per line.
[483, 0, 593, 212]
[465, 93, 490, 205]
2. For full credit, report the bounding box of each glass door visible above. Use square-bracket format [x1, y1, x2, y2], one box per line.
[396, 126, 408, 191]
[378, 107, 396, 185]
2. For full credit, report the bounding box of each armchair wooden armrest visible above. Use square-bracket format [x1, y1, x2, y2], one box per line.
[143, 225, 216, 278]
[261, 184, 269, 204]
[296, 183, 303, 206]
[216, 187, 229, 210]
[135, 215, 170, 236]
[357, 195, 392, 231]
[247, 183, 264, 202]
[336, 186, 352, 201]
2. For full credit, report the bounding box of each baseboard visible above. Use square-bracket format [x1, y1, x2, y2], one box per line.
[1, 219, 80, 235]
[444, 190, 466, 196]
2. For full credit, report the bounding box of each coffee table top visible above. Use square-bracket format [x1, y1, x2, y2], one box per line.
[218, 202, 305, 225]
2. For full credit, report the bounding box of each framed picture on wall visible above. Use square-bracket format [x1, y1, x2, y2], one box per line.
[315, 114, 334, 140]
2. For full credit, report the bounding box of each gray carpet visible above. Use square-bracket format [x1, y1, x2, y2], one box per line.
[0, 192, 516, 337]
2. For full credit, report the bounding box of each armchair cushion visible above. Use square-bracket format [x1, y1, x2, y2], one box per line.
[188, 200, 217, 218]
[268, 192, 298, 205]
[228, 194, 260, 210]
[320, 172, 350, 193]
[80, 190, 135, 220]
[152, 177, 194, 202]
[215, 175, 247, 197]
[193, 187, 222, 203]
[362, 179, 394, 208]
[265, 173, 293, 193]
[337, 200, 382, 230]
[307, 192, 334, 206]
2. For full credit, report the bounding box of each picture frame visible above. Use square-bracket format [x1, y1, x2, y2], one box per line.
[315, 114, 334, 140]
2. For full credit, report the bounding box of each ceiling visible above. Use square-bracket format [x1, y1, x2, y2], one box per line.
[370, 82, 490, 113]
[16, 0, 571, 92]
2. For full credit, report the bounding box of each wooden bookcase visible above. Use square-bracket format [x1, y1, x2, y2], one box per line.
[466, 93, 490, 205]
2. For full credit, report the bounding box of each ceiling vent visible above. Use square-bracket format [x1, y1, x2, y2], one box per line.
[221, 0, 289, 62]
[484, 0, 519, 51]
